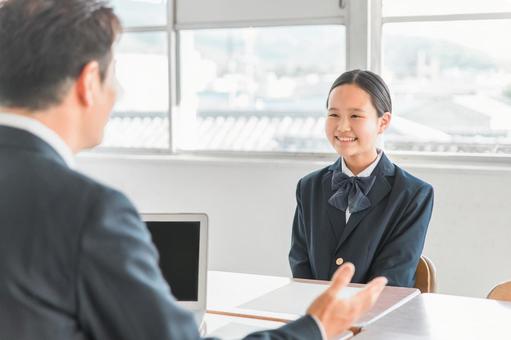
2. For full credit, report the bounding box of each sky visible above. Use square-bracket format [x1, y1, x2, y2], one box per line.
[383, 20, 511, 63]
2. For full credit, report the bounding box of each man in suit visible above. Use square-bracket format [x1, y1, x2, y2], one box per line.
[0, 1, 387, 339]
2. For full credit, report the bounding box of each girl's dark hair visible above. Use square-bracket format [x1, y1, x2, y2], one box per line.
[0, 0, 122, 110]
[326, 70, 392, 117]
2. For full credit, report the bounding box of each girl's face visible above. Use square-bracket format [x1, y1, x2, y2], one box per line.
[325, 84, 391, 171]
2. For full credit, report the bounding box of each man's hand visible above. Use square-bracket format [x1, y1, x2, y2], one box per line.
[307, 263, 387, 339]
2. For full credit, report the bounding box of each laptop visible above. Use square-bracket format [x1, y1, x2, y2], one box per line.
[141, 213, 208, 326]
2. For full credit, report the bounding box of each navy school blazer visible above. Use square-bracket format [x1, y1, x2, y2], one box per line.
[289, 153, 434, 287]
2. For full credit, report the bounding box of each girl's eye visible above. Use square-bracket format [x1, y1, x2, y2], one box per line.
[351, 114, 360, 118]
[328, 113, 338, 117]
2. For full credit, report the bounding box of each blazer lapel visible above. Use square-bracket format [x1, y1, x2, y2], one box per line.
[323, 160, 346, 241]
[333, 154, 395, 254]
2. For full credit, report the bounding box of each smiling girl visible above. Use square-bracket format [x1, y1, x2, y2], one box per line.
[289, 70, 434, 287]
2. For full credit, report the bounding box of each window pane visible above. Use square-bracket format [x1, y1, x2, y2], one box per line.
[382, 21, 511, 153]
[102, 32, 169, 149]
[111, 0, 167, 27]
[383, 0, 511, 16]
[177, 25, 345, 152]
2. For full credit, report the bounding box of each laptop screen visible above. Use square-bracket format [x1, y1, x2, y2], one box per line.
[146, 221, 200, 301]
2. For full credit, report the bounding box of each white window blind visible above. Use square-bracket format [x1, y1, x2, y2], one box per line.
[176, 0, 345, 29]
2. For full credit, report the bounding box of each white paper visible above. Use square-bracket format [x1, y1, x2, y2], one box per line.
[238, 281, 362, 316]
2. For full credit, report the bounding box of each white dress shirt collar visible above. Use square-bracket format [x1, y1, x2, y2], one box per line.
[0, 112, 75, 168]
[340, 149, 383, 222]
[341, 149, 383, 178]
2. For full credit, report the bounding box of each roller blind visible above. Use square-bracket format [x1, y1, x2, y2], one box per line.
[175, 0, 345, 28]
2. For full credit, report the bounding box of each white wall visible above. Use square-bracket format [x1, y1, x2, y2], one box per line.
[77, 153, 511, 298]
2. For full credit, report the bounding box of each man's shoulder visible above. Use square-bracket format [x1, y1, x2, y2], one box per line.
[68, 167, 130, 207]
[31, 155, 131, 210]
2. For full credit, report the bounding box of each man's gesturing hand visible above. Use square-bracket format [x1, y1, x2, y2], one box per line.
[307, 263, 387, 339]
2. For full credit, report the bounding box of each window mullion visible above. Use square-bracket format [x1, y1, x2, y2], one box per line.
[370, 0, 383, 74]
[167, 0, 176, 152]
[346, 0, 370, 70]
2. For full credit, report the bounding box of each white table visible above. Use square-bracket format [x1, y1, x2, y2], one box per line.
[207, 271, 419, 328]
[352, 293, 511, 339]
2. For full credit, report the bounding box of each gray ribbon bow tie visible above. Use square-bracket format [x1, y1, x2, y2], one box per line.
[328, 170, 376, 213]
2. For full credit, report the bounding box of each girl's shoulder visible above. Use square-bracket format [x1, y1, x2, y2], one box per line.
[298, 162, 336, 188]
[392, 163, 433, 193]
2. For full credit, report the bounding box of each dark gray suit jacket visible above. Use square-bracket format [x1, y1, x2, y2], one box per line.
[289, 154, 433, 287]
[0, 126, 321, 340]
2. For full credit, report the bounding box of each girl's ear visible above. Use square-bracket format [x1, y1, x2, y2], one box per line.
[378, 112, 391, 134]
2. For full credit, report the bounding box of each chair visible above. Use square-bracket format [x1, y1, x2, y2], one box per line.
[414, 255, 437, 293]
[487, 281, 511, 301]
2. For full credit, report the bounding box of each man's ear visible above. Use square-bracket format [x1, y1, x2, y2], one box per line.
[378, 112, 392, 134]
[76, 61, 101, 108]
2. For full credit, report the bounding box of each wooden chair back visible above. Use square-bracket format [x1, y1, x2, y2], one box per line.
[487, 281, 511, 301]
[414, 255, 437, 293]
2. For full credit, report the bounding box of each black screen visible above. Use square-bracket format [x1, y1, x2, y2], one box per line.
[146, 221, 200, 301]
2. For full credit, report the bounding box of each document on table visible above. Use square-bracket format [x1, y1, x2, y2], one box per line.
[230, 280, 419, 327]
[238, 281, 361, 319]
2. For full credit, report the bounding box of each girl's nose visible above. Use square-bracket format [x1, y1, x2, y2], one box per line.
[336, 116, 350, 132]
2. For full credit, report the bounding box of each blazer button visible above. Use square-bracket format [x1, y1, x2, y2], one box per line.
[336, 258, 344, 266]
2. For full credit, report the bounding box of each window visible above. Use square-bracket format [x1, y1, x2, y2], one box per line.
[105, 0, 511, 156]
[111, 0, 167, 27]
[102, 0, 170, 149]
[103, 32, 169, 149]
[382, 0, 511, 153]
[102, 0, 346, 152]
[177, 26, 346, 152]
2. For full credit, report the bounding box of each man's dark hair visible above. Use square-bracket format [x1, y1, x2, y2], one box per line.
[0, 0, 122, 110]
[326, 69, 392, 117]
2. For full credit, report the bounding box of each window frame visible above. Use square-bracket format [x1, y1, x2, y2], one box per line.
[100, 0, 511, 167]
[377, 1, 511, 161]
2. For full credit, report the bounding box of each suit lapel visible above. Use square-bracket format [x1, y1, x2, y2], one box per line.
[332, 154, 395, 254]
